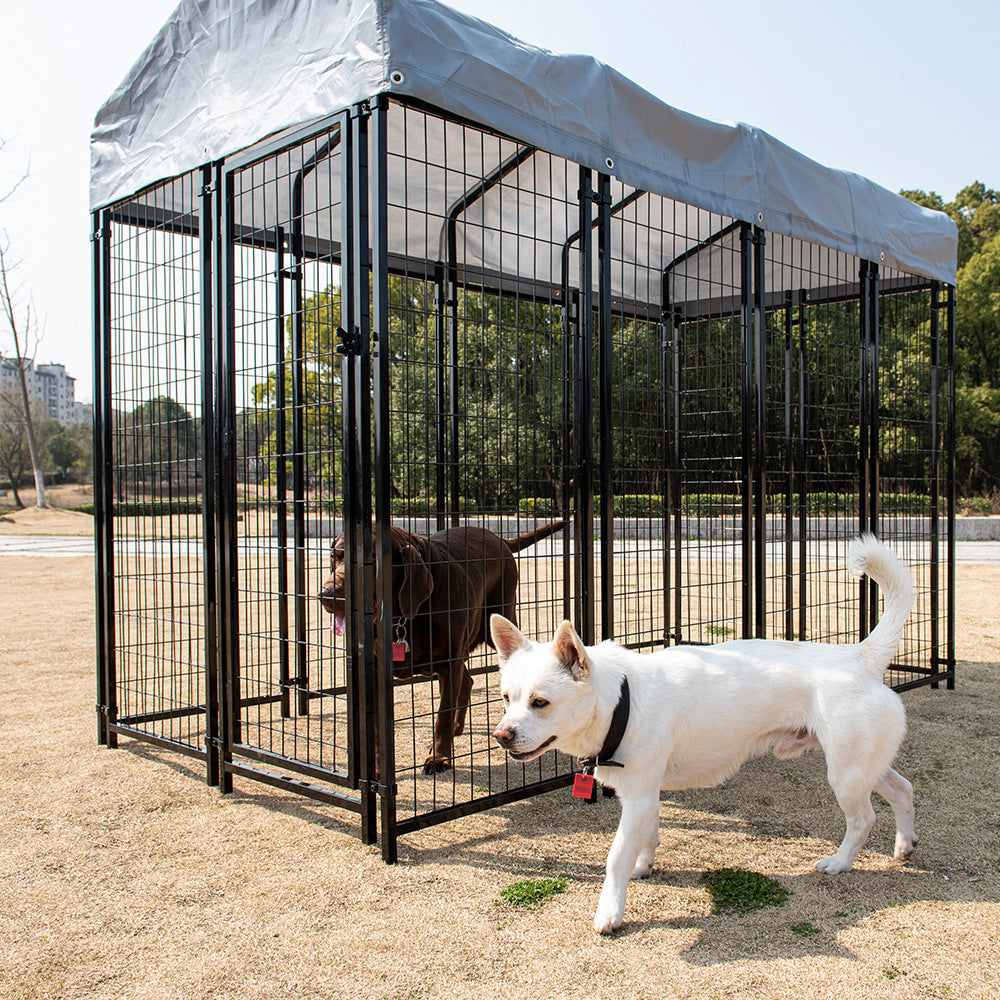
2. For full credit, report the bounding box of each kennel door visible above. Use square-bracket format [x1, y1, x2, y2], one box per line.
[215, 120, 367, 814]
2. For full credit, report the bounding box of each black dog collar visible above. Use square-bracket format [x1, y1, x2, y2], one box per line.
[574, 675, 630, 802]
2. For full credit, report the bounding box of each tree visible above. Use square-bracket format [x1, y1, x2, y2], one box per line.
[44, 422, 86, 480]
[0, 394, 44, 507]
[903, 183, 1000, 492]
[121, 396, 199, 491]
[0, 146, 47, 508]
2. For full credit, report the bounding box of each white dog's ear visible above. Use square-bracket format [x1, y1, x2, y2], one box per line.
[552, 620, 589, 681]
[490, 614, 526, 660]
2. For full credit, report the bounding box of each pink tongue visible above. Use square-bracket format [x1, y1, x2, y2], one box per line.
[333, 614, 346, 636]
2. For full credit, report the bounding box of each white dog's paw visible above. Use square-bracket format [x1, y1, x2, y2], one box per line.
[894, 833, 918, 861]
[815, 854, 853, 875]
[630, 859, 654, 880]
[593, 904, 623, 935]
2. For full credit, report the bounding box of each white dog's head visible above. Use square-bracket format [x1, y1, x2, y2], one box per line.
[490, 615, 597, 761]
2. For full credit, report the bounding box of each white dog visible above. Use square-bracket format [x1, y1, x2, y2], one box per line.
[491, 534, 917, 934]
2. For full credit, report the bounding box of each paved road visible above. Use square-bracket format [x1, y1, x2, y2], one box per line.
[2, 535, 999, 563]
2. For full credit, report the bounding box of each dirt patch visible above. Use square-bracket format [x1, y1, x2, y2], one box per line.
[0, 485, 94, 535]
[1, 555, 998, 999]
[0, 505, 94, 536]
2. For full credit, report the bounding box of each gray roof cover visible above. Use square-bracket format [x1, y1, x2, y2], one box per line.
[90, 0, 957, 285]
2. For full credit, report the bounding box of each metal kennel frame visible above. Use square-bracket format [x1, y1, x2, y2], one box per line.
[93, 89, 955, 862]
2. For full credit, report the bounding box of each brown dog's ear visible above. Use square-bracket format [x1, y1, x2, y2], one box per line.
[491, 614, 526, 661]
[552, 620, 589, 681]
[396, 543, 433, 617]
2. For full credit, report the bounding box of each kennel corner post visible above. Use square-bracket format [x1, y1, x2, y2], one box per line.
[198, 162, 224, 787]
[369, 96, 400, 864]
[92, 206, 116, 749]
[945, 282, 957, 689]
[596, 171, 615, 640]
[342, 104, 380, 844]
[857, 259, 880, 640]
[574, 166, 596, 644]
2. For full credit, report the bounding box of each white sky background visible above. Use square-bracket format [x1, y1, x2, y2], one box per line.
[0, 0, 996, 403]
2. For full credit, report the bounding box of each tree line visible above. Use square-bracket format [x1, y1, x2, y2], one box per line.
[60, 181, 999, 512]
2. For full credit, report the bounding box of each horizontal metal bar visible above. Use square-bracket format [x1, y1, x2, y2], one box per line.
[394, 773, 574, 835]
[230, 743, 354, 790]
[107, 724, 208, 762]
[225, 762, 363, 813]
[891, 670, 955, 694]
[117, 704, 206, 726]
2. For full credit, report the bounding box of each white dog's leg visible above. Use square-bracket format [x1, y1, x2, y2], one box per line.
[874, 767, 917, 860]
[630, 824, 660, 881]
[816, 765, 877, 875]
[594, 794, 659, 934]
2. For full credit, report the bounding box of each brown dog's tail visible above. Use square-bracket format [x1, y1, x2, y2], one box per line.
[504, 520, 569, 553]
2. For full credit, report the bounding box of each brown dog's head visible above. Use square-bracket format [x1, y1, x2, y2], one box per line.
[319, 527, 434, 633]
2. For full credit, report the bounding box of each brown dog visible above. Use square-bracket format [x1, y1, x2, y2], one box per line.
[319, 521, 567, 773]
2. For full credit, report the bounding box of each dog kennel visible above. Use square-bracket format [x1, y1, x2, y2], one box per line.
[91, 0, 957, 861]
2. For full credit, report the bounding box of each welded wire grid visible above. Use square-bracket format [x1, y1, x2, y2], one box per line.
[385, 103, 574, 818]
[669, 220, 745, 645]
[759, 236, 864, 647]
[227, 127, 351, 780]
[875, 267, 940, 685]
[106, 171, 207, 752]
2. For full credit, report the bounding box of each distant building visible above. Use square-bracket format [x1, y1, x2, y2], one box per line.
[0, 357, 90, 426]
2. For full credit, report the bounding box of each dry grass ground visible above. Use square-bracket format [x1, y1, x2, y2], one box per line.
[1, 543, 999, 999]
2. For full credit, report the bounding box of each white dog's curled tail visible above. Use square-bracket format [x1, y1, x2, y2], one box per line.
[847, 533, 917, 675]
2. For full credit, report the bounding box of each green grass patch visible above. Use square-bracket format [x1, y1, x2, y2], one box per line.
[790, 921, 822, 936]
[705, 624, 735, 637]
[497, 876, 568, 910]
[701, 868, 789, 914]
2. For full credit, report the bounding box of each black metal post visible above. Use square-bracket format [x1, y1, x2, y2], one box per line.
[858, 261, 872, 637]
[275, 225, 291, 718]
[560, 274, 575, 624]
[218, 166, 240, 792]
[596, 172, 614, 639]
[738, 223, 754, 639]
[200, 165, 221, 785]
[433, 268, 448, 529]
[575, 167, 596, 644]
[370, 96, 399, 862]
[752, 225, 767, 639]
[100, 209, 118, 748]
[91, 211, 111, 746]
[660, 278, 680, 646]
[868, 263, 881, 633]
[347, 105, 378, 843]
[929, 281, 941, 687]
[289, 213, 309, 718]
[783, 291, 794, 641]
[796, 290, 807, 642]
[945, 283, 956, 688]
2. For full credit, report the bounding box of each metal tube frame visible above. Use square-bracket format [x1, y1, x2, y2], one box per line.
[93, 96, 959, 864]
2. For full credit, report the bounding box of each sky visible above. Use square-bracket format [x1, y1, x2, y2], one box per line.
[1, 0, 997, 403]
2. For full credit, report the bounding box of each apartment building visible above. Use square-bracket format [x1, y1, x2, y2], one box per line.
[0, 356, 90, 425]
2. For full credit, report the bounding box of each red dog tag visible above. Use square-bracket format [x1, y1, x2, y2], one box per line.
[572, 772, 596, 800]
[392, 641, 408, 662]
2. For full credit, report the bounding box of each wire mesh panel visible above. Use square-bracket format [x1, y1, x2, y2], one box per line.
[379, 101, 576, 831]
[875, 268, 948, 687]
[759, 235, 866, 647]
[666, 220, 747, 645]
[222, 123, 357, 795]
[100, 170, 209, 761]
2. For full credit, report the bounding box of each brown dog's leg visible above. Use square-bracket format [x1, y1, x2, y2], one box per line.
[451, 665, 473, 737]
[423, 662, 471, 774]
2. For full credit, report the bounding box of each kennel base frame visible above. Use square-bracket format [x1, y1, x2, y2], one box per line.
[93, 79, 956, 862]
